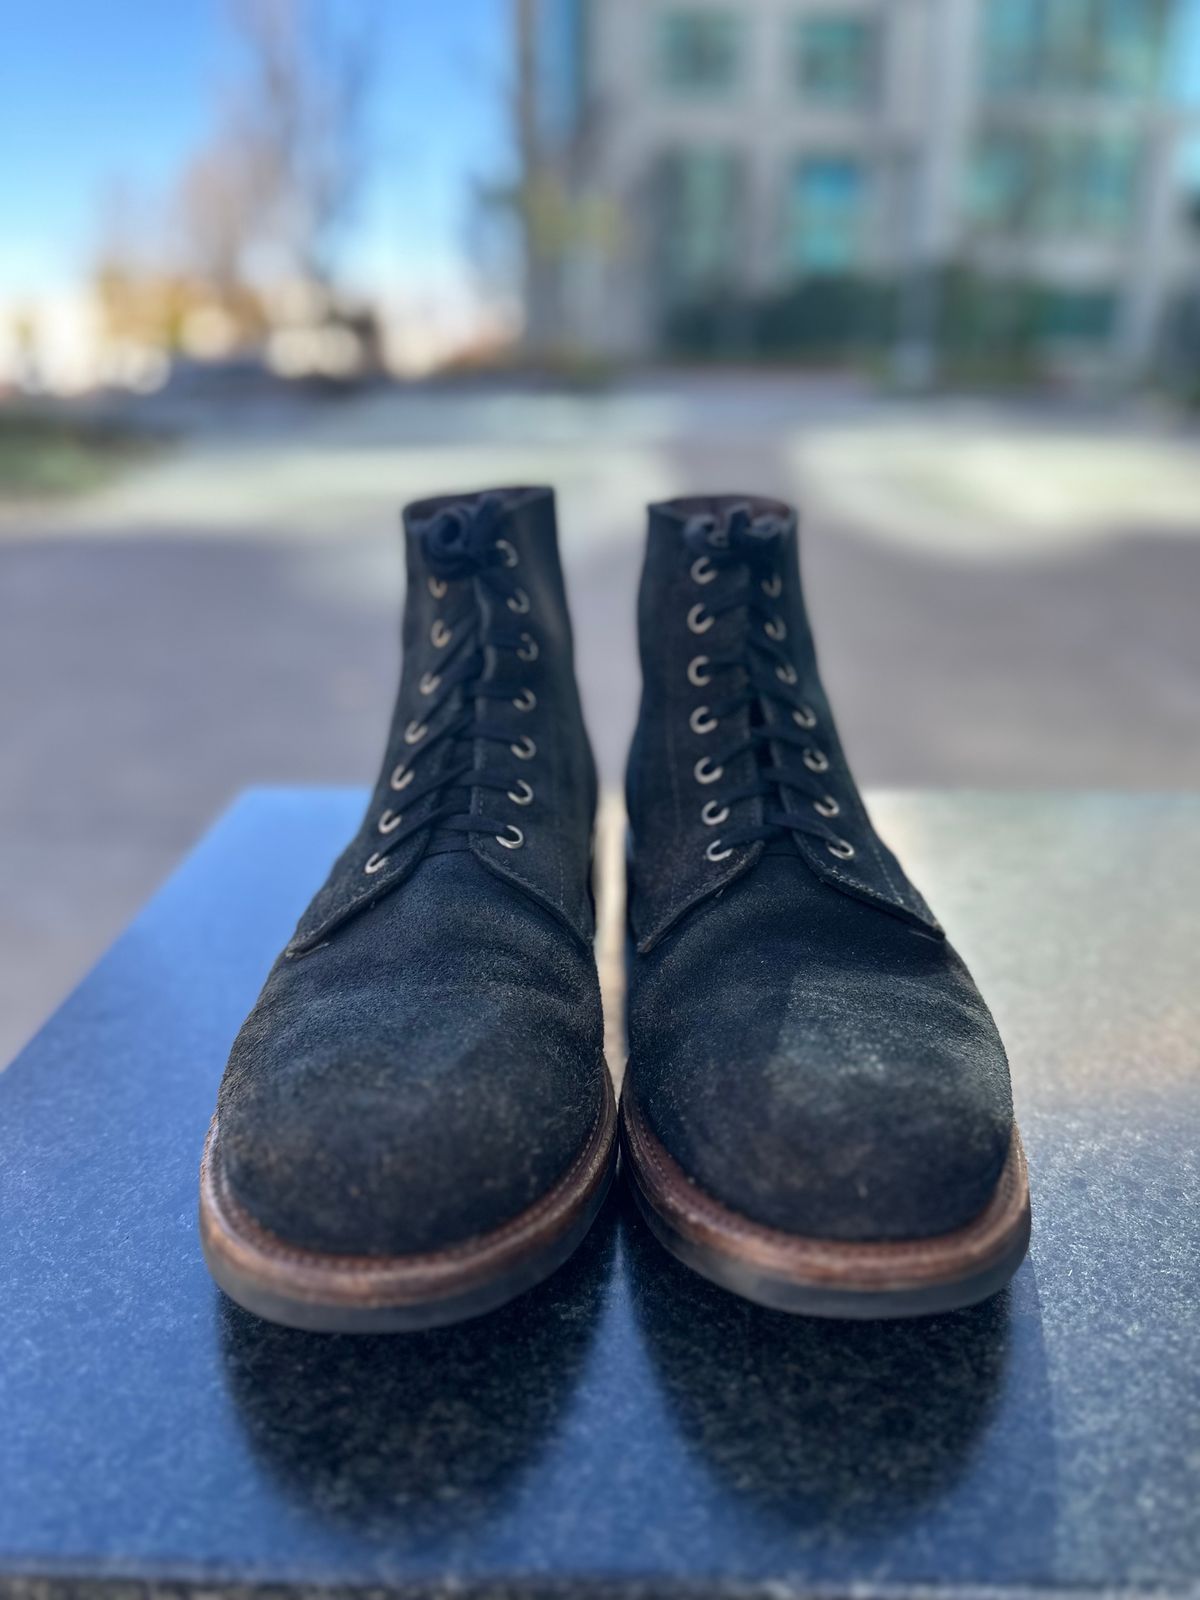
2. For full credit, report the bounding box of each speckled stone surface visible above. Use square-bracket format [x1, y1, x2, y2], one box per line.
[1, 789, 1198, 1600]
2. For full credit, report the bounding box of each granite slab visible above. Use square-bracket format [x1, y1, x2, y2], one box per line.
[1, 789, 1198, 1600]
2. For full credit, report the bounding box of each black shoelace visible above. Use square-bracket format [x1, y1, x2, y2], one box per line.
[363, 496, 538, 875]
[684, 505, 856, 864]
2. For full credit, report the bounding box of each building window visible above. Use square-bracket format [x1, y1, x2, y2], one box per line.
[535, 0, 588, 146]
[657, 8, 742, 94]
[792, 13, 878, 106]
[782, 156, 869, 273]
[981, 0, 1171, 97]
[1094, 0, 1171, 94]
[1056, 128, 1140, 230]
[981, 0, 1039, 93]
[969, 126, 1140, 234]
[1038, 287, 1118, 342]
[658, 148, 743, 296]
[970, 131, 1032, 229]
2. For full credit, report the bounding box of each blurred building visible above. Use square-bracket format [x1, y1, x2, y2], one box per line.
[523, 0, 1200, 380]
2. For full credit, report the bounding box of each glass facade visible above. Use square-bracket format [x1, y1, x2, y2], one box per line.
[791, 13, 878, 106]
[970, 125, 1140, 233]
[981, 0, 1173, 96]
[658, 148, 743, 295]
[782, 156, 869, 272]
[536, 0, 588, 148]
[657, 8, 742, 94]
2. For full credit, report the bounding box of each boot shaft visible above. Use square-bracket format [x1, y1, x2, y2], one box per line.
[626, 494, 941, 952]
[289, 487, 598, 954]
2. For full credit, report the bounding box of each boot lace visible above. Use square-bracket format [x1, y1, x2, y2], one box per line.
[363, 495, 540, 875]
[682, 503, 856, 865]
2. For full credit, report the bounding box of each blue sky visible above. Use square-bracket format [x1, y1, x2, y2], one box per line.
[6, 0, 1200, 305]
[0, 0, 513, 298]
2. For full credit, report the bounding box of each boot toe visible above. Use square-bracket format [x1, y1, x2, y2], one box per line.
[218, 1029, 602, 1258]
[630, 872, 1014, 1243]
[645, 1019, 1012, 1241]
[215, 894, 606, 1259]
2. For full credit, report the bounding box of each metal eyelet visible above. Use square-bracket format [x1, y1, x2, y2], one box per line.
[512, 735, 537, 760]
[513, 688, 536, 712]
[390, 763, 414, 791]
[431, 620, 452, 648]
[690, 556, 717, 585]
[507, 588, 531, 614]
[792, 704, 817, 730]
[517, 631, 538, 661]
[776, 662, 798, 685]
[702, 800, 730, 827]
[764, 616, 787, 642]
[364, 852, 387, 875]
[687, 604, 714, 635]
[694, 756, 724, 785]
[705, 839, 734, 863]
[405, 720, 428, 745]
[496, 824, 524, 850]
[761, 575, 782, 598]
[508, 779, 534, 805]
[419, 671, 441, 696]
[687, 655, 712, 687]
[690, 705, 718, 735]
[814, 794, 840, 818]
[496, 538, 519, 568]
[827, 837, 856, 860]
[377, 809, 403, 834]
[804, 748, 829, 773]
[428, 576, 448, 600]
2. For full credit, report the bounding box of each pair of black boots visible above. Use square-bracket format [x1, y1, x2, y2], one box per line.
[200, 488, 1030, 1330]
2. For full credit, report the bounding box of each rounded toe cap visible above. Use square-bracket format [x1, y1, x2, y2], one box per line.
[216, 1024, 604, 1259]
[673, 1043, 1012, 1242]
[632, 940, 1014, 1243]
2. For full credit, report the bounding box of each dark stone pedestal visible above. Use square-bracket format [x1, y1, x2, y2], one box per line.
[2, 789, 1198, 1599]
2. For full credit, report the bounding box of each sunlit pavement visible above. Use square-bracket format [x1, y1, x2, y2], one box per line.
[4, 373, 1200, 1066]
[8, 374, 1200, 556]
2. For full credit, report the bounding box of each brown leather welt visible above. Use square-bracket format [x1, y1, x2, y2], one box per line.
[200, 1068, 616, 1308]
[621, 1089, 1029, 1294]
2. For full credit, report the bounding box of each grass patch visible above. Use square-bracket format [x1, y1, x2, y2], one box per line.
[0, 408, 164, 501]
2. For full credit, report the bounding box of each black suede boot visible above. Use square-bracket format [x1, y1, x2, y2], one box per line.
[200, 488, 616, 1331]
[622, 496, 1030, 1318]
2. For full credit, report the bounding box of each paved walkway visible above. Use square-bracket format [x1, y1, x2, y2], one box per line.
[4, 376, 1200, 1066]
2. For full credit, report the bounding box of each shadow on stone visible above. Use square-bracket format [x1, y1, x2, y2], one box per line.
[218, 1188, 619, 1540]
[624, 1188, 1034, 1539]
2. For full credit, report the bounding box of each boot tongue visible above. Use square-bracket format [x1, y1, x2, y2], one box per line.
[749, 698, 800, 861]
[419, 502, 503, 859]
[688, 505, 798, 860]
[684, 502, 787, 569]
[424, 757, 473, 855]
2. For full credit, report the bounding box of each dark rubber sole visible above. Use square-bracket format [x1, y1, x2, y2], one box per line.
[621, 1088, 1031, 1320]
[199, 1069, 618, 1332]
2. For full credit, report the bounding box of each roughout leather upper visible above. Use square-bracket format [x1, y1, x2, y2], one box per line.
[216, 487, 606, 1258]
[289, 487, 596, 952]
[624, 495, 1014, 1242]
